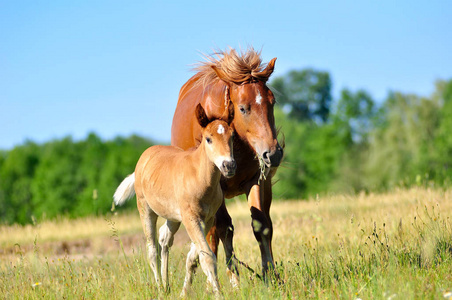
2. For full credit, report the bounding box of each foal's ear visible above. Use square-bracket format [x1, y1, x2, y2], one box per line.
[195, 104, 210, 128]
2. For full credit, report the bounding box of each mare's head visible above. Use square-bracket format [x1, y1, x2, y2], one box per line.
[198, 48, 283, 168]
[196, 103, 236, 178]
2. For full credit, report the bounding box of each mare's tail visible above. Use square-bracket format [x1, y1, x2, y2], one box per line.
[113, 173, 136, 206]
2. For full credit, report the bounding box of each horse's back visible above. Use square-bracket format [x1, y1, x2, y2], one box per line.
[135, 145, 186, 221]
[135, 144, 185, 182]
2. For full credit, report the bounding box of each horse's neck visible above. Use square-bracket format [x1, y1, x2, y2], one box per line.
[191, 142, 221, 186]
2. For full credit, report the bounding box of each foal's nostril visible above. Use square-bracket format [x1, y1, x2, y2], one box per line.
[223, 160, 237, 171]
[222, 160, 236, 177]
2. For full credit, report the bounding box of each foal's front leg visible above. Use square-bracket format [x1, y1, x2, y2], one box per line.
[182, 217, 220, 296]
[159, 220, 181, 291]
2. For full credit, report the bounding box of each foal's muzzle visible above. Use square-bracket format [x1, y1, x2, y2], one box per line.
[221, 159, 237, 178]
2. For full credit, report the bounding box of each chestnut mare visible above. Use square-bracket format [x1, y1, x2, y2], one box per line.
[113, 104, 235, 296]
[171, 48, 283, 282]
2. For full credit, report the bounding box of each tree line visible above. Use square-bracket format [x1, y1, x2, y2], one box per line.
[0, 134, 151, 224]
[1, 70, 451, 224]
[271, 69, 452, 199]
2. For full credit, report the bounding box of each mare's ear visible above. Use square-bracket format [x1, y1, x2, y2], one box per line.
[226, 100, 234, 125]
[264, 57, 277, 77]
[254, 57, 277, 81]
[211, 66, 230, 84]
[195, 104, 210, 128]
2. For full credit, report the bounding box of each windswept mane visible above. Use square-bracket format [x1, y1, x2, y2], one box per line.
[195, 48, 273, 87]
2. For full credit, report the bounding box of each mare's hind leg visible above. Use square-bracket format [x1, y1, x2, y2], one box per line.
[137, 199, 161, 287]
[158, 220, 181, 291]
[183, 217, 220, 296]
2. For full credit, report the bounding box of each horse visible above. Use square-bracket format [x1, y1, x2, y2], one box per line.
[113, 103, 236, 296]
[171, 47, 283, 283]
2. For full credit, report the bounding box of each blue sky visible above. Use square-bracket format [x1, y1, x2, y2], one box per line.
[1, 1, 451, 149]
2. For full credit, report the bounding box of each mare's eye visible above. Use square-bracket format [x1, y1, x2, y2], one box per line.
[206, 137, 212, 144]
[239, 106, 247, 114]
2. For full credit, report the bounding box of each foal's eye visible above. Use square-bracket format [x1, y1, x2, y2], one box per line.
[239, 106, 247, 114]
[206, 137, 212, 144]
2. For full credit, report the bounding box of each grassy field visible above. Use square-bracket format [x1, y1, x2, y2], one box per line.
[1, 187, 452, 299]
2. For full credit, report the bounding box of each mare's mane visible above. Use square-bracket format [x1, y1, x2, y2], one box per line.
[194, 48, 273, 87]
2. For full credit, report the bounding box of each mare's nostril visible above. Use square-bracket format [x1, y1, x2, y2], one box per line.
[262, 151, 272, 166]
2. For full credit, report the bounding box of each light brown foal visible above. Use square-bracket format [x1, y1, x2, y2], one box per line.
[113, 104, 235, 296]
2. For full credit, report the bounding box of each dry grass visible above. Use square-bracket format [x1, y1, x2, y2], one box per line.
[1, 187, 452, 299]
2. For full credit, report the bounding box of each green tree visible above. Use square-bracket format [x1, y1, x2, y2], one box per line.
[364, 91, 440, 189]
[271, 69, 332, 123]
[270, 71, 373, 198]
[433, 79, 452, 183]
[0, 133, 153, 224]
[73, 133, 108, 217]
[272, 107, 309, 199]
[272, 107, 351, 199]
[334, 89, 375, 142]
[100, 135, 152, 211]
[329, 89, 376, 193]
[30, 137, 84, 220]
[0, 142, 41, 224]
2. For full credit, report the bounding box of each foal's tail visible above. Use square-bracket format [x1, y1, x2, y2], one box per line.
[113, 173, 136, 206]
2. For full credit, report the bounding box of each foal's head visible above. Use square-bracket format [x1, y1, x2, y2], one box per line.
[195, 104, 236, 178]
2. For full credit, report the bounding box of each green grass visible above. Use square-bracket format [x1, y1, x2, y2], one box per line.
[1, 188, 452, 299]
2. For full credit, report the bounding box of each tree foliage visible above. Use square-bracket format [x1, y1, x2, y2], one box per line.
[271, 69, 452, 199]
[0, 134, 152, 224]
[272, 69, 332, 123]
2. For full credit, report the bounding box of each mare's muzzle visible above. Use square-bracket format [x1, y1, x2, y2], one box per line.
[262, 144, 284, 167]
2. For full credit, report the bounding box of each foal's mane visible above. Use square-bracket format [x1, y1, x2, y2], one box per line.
[194, 48, 273, 87]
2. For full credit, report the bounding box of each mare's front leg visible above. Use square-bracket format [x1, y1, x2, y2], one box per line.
[137, 199, 161, 287]
[158, 220, 181, 291]
[207, 201, 240, 288]
[247, 176, 277, 279]
[182, 217, 220, 296]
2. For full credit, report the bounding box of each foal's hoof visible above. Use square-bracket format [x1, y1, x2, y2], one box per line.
[212, 290, 224, 300]
[180, 287, 191, 298]
[227, 269, 240, 289]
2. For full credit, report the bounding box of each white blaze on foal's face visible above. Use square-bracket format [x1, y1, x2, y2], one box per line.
[256, 91, 262, 105]
[217, 124, 225, 135]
